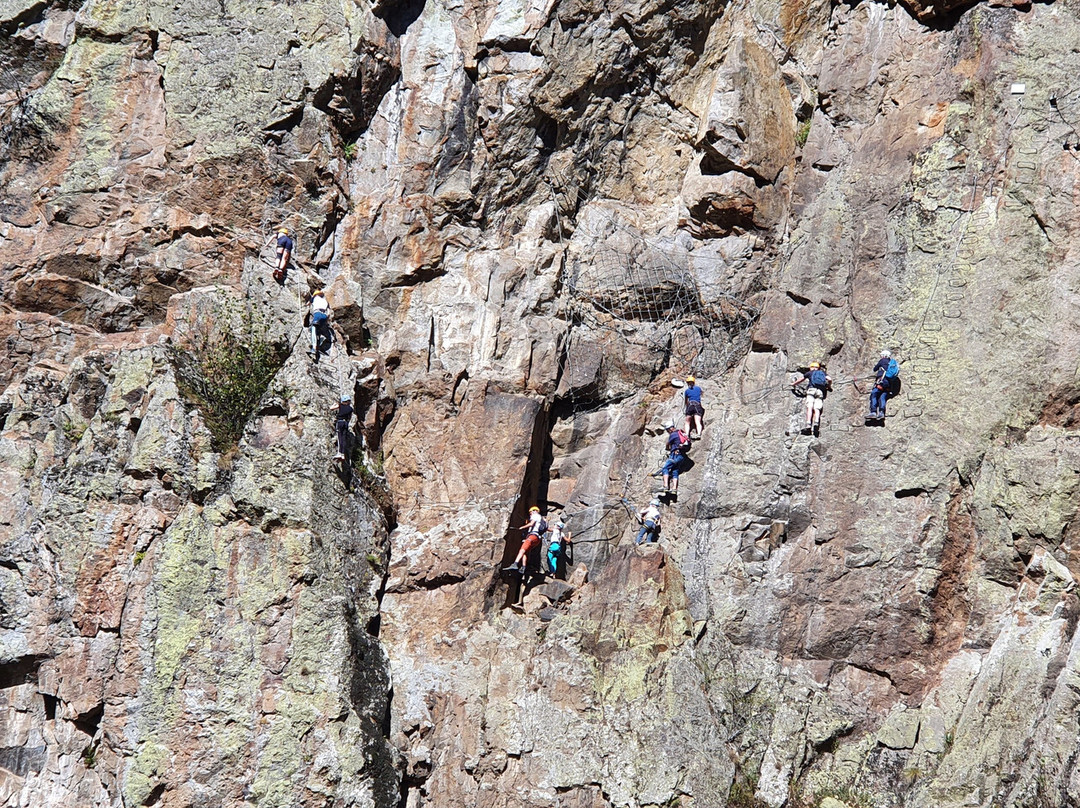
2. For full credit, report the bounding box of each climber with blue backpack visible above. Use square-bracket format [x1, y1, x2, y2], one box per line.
[868, 350, 900, 422]
[792, 361, 832, 436]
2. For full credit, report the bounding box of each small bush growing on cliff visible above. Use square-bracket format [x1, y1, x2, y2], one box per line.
[795, 118, 812, 149]
[169, 307, 288, 452]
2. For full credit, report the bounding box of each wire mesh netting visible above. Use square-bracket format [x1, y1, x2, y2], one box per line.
[556, 212, 761, 407]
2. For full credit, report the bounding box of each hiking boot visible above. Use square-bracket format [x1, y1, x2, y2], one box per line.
[502, 563, 520, 572]
[334, 453, 345, 461]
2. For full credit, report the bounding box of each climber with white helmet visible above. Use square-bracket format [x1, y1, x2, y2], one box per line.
[792, 361, 832, 436]
[636, 499, 662, 545]
[683, 375, 704, 439]
[545, 519, 572, 577]
[868, 350, 900, 422]
[504, 506, 548, 573]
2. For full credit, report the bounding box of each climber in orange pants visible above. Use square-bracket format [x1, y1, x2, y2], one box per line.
[504, 506, 547, 573]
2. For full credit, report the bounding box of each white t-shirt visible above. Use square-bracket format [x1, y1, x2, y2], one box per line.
[526, 512, 545, 534]
[640, 505, 661, 524]
[311, 295, 329, 315]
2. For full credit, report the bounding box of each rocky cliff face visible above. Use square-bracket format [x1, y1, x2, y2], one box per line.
[4, 0, 1080, 806]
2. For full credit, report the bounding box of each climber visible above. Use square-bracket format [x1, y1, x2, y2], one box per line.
[504, 506, 547, 572]
[636, 499, 662, 545]
[331, 394, 353, 462]
[545, 519, 572, 577]
[661, 421, 691, 497]
[309, 290, 333, 360]
[868, 350, 899, 421]
[791, 361, 831, 436]
[269, 227, 294, 284]
[683, 375, 705, 438]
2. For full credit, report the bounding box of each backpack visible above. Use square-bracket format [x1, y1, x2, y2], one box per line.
[677, 430, 691, 453]
[885, 358, 899, 379]
[809, 369, 827, 388]
[888, 375, 902, 398]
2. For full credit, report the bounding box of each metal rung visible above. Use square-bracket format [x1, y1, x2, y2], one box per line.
[1019, 147, 1039, 155]
[906, 393, 925, 402]
[1016, 161, 1038, 171]
[903, 408, 924, 418]
[942, 308, 963, 318]
[922, 322, 942, 331]
[916, 349, 937, 360]
[909, 375, 931, 385]
[947, 278, 968, 287]
[957, 249, 975, 258]
[918, 336, 939, 347]
[946, 291, 965, 301]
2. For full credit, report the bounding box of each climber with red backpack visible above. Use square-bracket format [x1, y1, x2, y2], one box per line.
[504, 506, 547, 573]
[792, 361, 832, 436]
[660, 421, 691, 498]
[868, 350, 900, 422]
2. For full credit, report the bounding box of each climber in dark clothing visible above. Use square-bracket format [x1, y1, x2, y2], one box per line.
[332, 395, 353, 462]
[269, 227, 294, 284]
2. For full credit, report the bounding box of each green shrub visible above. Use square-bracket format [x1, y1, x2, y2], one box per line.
[169, 307, 287, 452]
[795, 118, 812, 148]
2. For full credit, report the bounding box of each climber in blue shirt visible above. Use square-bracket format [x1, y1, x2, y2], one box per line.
[683, 375, 704, 438]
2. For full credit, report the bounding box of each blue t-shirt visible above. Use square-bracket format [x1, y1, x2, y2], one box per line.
[276, 234, 295, 252]
[685, 385, 702, 404]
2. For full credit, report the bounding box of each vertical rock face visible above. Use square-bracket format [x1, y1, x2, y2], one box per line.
[5, 0, 1080, 807]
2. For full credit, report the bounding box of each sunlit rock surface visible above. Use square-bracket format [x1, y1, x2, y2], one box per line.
[4, 0, 1080, 806]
